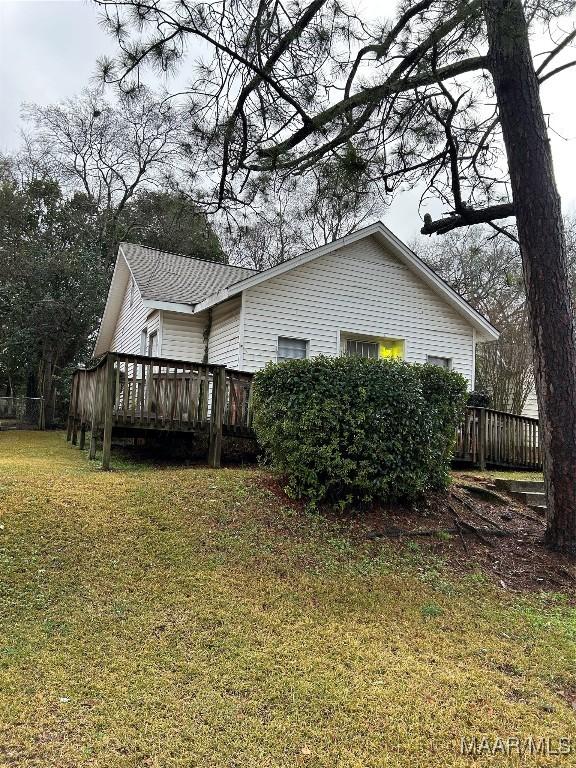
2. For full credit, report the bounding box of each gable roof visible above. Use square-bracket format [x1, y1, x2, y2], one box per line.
[193, 221, 499, 342]
[120, 242, 257, 305]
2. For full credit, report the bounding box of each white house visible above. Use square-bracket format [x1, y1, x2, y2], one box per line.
[93, 221, 499, 382]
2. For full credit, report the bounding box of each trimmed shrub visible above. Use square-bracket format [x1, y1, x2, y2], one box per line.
[252, 356, 468, 506]
[467, 390, 491, 408]
[417, 363, 469, 489]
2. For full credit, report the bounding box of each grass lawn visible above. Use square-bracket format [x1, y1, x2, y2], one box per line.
[455, 470, 544, 483]
[0, 431, 575, 767]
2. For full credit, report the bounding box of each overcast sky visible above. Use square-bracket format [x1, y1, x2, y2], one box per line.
[1, 0, 575, 243]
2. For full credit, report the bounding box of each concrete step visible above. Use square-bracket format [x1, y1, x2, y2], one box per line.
[494, 478, 545, 494]
[509, 491, 547, 511]
[493, 478, 546, 512]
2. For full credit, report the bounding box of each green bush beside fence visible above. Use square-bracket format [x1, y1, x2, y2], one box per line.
[252, 356, 468, 507]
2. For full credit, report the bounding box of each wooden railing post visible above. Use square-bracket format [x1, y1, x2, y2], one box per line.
[208, 366, 226, 468]
[101, 354, 116, 470]
[79, 422, 87, 450]
[478, 407, 487, 470]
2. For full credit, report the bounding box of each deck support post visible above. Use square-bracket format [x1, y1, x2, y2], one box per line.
[88, 376, 100, 460]
[68, 373, 81, 443]
[79, 423, 86, 450]
[89, 430, 98, 460]
[72, 371, 82, 445]
[208, 366, 226, 468]
[102, 354, 116, 470]
[478, 407, 487, 471]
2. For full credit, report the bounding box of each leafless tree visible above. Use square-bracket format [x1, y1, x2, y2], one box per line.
[23, 89, 185, 264]
[94, 0, 576, 553]
[222, 159, 386, 269]
[417, 227, 533, 412]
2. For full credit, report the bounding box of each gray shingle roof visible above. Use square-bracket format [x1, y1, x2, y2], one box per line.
[120, 242, 258, 305]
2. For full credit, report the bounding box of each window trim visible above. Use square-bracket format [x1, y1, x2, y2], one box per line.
[140, 327, 148, 355]
[277, 336, 309, 362]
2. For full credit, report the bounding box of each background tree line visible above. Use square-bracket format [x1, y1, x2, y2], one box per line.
[418, 216, 576, 414]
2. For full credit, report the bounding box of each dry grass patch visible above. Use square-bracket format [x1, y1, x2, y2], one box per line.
[0, 431, 575, 767]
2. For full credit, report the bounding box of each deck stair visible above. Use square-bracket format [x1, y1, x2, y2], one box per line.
[493, 478, 547, 514]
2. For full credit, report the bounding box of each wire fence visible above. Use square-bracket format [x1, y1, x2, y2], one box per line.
[0, 397, 44, 429]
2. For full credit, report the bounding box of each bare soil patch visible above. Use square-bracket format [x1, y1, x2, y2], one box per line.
[260, 473, 576, 595]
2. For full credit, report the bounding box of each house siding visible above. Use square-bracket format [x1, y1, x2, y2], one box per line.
[161, 311, 206, 361]
[110, 277, 160, 355]
[522, 386, 539, 419]
[240, 235, 476, 384]
[208, 297, 242, 368]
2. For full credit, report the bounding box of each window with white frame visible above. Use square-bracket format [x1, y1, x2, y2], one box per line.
[147, 330, 158, 357]
[277, 336, 308, 361]
[426, 355, 452, 369]
[140, 327, 147, 355]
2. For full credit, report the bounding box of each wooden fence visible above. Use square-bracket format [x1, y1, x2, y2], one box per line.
[67, 352, 254, 469]
[454, 406, 541, 471]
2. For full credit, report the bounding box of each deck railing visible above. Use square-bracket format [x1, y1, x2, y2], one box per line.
[69, 358, 542, 473]
[67, 352, 254, 469]
[454, 406, 541, 471]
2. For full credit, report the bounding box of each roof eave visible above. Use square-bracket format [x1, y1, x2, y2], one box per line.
[142, 299, 196, 315]
[93, 249, 131, 356]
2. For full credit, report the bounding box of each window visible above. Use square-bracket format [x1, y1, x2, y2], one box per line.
[278, 337, 308, 361]
[427, 355, 452, 369]
[379, 339, 404, 360]
[129, 278, 134, 307]
[346, 339, 378, 359]
[147, 331, 158, 357]
[140, 327, 147, 355]
[343, 336, 404, 360]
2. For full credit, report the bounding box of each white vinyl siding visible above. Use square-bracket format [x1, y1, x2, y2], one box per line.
[208, 297, 242, 368]
[110, 277, 160, 355]
[521, 385, 539, 419]
[161, 311, 206, 361]
[241, 235, 475, 384]
[158, 301, 241, 366]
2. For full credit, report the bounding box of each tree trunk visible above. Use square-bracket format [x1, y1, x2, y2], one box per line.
[483, 0, 576, 553]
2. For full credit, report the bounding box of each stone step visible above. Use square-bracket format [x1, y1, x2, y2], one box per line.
[509, 490, 547, 511]
[494, 478, 545, 494]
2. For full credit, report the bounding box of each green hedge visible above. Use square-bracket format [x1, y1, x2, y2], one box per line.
[252, 356, 468, 506]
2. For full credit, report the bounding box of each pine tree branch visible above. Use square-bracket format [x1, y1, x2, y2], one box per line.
[420, 203, 515, 234]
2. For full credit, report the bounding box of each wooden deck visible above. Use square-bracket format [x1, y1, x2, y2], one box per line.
[67, 352, 254, 468]
[454, 406, 542, 471]
[68, 355, 542, 472]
